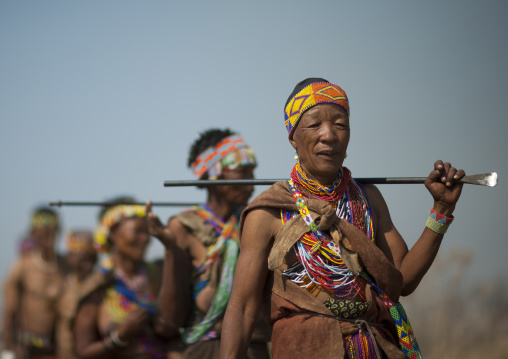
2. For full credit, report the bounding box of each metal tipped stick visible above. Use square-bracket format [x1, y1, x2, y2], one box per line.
[163, 172, 498, 187]
[49, 201, 201, 207]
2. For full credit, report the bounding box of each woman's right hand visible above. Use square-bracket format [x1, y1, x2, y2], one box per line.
[146, 200, 176, 249]
[116, 308, 151, 342]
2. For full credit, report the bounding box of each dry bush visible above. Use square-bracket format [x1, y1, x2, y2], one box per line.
[400, 246, 508, 359]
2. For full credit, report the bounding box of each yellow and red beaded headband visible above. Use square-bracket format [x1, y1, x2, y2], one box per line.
[94, 204, 146, 253]
[191, 134, 256, 179]
[67, 230, 96, 254]
[284, 82, 349, 139]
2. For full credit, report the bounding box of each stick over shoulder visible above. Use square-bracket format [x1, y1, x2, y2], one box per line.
[163, 172, 498, 187]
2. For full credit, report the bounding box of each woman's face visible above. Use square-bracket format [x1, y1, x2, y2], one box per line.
[31, 226, 58, 251]
[214, 164, 255, 207]
[67, 251, 97, 281]
[290, 103, 350, 185]
[110, 217, 150, 262]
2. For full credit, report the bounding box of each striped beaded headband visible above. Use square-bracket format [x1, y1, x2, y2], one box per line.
[31, 211, 59, 229]
[191, 134, 256, 179]
[284, 82, 349, 139]
[94, 204, 146, 253]
[67, 230, 96, 254]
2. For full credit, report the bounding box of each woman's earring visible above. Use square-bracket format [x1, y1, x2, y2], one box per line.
[345, 152, 348, 159]
[294, 153, 299, 161]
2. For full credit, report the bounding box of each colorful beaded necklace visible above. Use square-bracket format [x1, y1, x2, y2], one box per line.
[100, 259, 167, 358]
[282, 164, 374, 299]
[180, 204, 240, 344]
[193, 204, 238, 278]
[290, 162, 350, 204]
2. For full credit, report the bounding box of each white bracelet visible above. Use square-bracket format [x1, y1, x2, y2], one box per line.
[110, 330, 129, 348]
[1, 351, 15, 359]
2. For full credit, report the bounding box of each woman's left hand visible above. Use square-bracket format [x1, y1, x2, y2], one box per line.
[116, 308, 151, 341]
[424, 160, 465, 216]
[145, 200, 176, 249]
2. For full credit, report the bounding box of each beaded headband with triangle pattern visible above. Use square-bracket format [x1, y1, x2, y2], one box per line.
[284, 81, 349, 139]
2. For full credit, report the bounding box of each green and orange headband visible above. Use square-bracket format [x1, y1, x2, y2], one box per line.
[190, 134, 256, 179]
[284, 81, 349, 139]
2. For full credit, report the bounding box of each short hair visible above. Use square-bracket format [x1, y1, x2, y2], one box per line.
[32, 206, 59, 218]
[187, 128, 235, 168]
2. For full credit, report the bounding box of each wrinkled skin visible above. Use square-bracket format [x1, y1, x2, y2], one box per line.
[219, 103, 465, 358]
[290, 104, 350, 186]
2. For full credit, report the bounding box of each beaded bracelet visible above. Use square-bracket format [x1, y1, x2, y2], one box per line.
[426, 208, 454, 234]
[110, 330, 129, 348]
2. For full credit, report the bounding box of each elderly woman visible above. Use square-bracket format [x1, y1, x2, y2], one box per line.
[74, 200, 176, 359]
[220, 78, 465, 359]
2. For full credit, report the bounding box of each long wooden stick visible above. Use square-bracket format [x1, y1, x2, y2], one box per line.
[163, 172, 498, 187]
[49, 201, 200, 207]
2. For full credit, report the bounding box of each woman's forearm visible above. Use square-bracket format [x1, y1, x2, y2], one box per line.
[220, 300, 260, 359]
[399, 227, 444, 295]
[157, 248, 191, 328]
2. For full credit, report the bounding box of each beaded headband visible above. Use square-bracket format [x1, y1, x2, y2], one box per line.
[67, 230, 96, 254]
[191, 134, 256, 179]
[94, 205, 146, 253]
[31, 212, 59, 229]
[284, 82, 349, 139]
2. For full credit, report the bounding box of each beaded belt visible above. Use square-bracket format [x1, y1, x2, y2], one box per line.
[18, 331, 52, 349]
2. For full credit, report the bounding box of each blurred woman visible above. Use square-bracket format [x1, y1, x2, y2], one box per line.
[2, 207, 63, 359]
[74, 201, 176, 359]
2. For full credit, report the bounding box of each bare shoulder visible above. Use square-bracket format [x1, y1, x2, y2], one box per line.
[362, 184, 383, 203]
[6, 257, 24, 279]
[362, 184, 389, 216]
[242, 207, 282, 247]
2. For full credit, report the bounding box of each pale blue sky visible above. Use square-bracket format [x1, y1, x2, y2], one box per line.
[1, 1, 507, 292]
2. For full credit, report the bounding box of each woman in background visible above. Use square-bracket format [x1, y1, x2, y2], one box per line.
[74, 199, 178, 359]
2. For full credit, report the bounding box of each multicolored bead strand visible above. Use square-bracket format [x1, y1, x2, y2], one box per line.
[103, 264, 168, 358]
[283, 165, 376, 300]
[192, 204, 238, 277]
[344, 331, 378, 359]
[291, 162, 350, 203]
